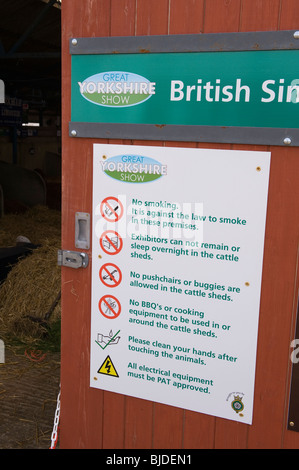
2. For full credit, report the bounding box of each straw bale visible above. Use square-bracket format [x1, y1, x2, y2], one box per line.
[0, 205, 61, 247]
[0, 206, 61, 341]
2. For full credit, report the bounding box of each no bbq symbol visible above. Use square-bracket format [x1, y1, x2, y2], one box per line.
[99, 295, 121, 319]
[100, 197, 124, 222]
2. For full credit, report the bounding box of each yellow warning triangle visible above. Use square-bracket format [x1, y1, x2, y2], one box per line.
[98, 355, 119, 377]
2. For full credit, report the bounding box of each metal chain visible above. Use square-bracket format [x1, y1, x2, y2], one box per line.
[50, 384, 61, 449]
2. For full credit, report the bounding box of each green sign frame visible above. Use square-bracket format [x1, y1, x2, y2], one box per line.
[70, 30, 299, 146]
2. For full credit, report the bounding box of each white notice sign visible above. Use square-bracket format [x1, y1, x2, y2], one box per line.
[90, 144, 270, 424]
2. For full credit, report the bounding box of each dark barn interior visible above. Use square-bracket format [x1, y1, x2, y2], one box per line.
[0, 0, 61, 215]
[0, 1, 62, 449]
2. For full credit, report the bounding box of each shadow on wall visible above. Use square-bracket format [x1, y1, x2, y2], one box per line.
[0, 184, 3, 217]
[0, 161, 47, 214]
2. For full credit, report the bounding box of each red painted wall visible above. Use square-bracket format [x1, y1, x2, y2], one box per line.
[60, 0, 299, 449]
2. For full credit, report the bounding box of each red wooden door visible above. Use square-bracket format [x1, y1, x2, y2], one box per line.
[60, 0, 299, 449]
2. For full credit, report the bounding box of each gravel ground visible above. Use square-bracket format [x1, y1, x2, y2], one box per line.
[0, 345, 60, 449]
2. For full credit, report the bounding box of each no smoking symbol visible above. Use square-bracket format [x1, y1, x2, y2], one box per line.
[99, 295, 121, 319]
[99, 263, 122, 288]
[100, 197, 124, 222]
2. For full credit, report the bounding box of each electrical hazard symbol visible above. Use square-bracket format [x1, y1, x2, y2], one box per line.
[98, 355, 119, 377]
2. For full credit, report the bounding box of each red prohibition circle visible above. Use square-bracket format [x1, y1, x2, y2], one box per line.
[99, 263, 122, 288]
[100, 197, 124, 222]
[100, 230, 123, 255]
[99, 295, 121, 319]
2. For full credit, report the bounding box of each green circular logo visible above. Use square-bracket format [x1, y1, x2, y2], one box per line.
[231, 397, 244, 413]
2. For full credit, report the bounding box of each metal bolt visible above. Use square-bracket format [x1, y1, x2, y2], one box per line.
[283, 137, 292, 145]
[290, 421, 295, 427]
[294, 31, 299, 39]
[71, 129, 77, 137]
[71, 38, 78, 46]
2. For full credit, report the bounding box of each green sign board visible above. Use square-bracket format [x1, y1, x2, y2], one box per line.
[70, 31, 299, 145]
[72, 50, 299, 128]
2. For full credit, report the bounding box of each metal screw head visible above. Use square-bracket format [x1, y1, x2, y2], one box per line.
[284, 137, 292, 145]
[294, 31, 299, 39]
[71, 38, 78, 46]
[71, 129, 77, 137]
[290, 421, 295, 427]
